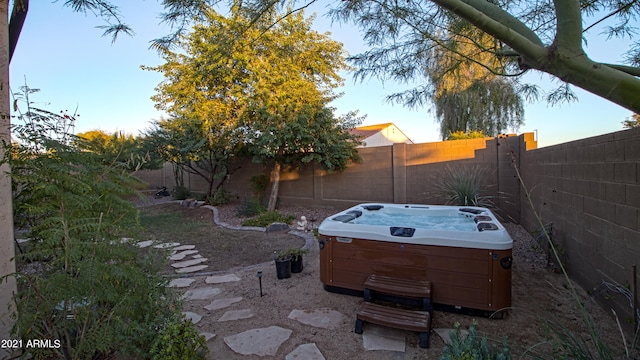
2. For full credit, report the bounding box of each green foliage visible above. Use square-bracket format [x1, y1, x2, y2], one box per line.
[447, 130, 488, 140]
[242, 211, 295, 227]
[236, 197, 266, 217]
[149, 315, 208, 360]
[74, 129, 164, 171]
[208, 188, 235, 206]
[6, 88, 182, 359]
[622, 114, 640, 129]
[173, 185, 191, 200]
[286, 248, 309, 260]
[250, 174, 269, 202]
[440, 322, 511, 360]
[431, 165, 493, 207]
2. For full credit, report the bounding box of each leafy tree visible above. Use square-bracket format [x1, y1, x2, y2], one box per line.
[447, 130, 487, 140]
[5, 89, 195, 359]
[235, 8, 362, 210]
[75, 129, 163, 171]
[622, 113, 640, 129]
[146, 5, 362, 210]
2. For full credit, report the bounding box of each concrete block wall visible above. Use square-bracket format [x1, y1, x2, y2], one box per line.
[519, 127, 640, 331]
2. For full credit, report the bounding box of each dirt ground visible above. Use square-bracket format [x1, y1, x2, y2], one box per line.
[147, 200, 636, 359]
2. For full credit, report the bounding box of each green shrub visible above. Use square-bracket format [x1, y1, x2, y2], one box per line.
[208, 188, 235, 206]
[242, 211, 295, 227]
[173, 186, 191, 200]
[150, 315, 208, 360]
[6, 95, 182, 359]
[431, 164, 493, 207]
[440, 322, 511, 360]
[250, 174, 269, 202]
[236, 197, 265, 217]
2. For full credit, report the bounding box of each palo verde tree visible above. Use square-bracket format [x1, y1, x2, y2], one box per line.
[321, 0, 640, 114]
[236, 8, 362, 211]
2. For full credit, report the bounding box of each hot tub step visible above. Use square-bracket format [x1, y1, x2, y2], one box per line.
[355, 302, 431, 348]
[364, 274, 432, 311]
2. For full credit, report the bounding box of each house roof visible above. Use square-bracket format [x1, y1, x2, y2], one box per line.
[349, 123, 395, 138]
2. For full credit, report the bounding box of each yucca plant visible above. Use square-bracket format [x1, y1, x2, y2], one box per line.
[431, 164, 493, 207]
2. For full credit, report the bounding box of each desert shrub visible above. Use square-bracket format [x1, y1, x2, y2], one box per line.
[5, 93, 182, 359]
[150, 315, 208, 360]
[440, 322, 511, 360]
[447, 130, 487, 140]
[431, 164, 493, 207]
[173, 185, 191, 200]
[242, 211, 295, 227]
[250, 174, 269, 202]
[208, 188, 235, 206]
[236, 197, 265, 217]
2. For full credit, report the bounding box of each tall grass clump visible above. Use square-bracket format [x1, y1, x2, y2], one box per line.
[431, 164, 493, 207]
[4, 87, 205, 359]
[440, 322, 511, 360]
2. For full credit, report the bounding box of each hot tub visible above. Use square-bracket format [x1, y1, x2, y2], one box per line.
[318, 203, 512, 312]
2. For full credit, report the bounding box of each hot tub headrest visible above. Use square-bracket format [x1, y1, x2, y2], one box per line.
[362, 205, 384, 211]
[347, 210, 363, 217]
[477, 222, 498, 231]
[474, 215, 492, 223]
[459, 208, 484, 215]
[332, 214, 357, 223]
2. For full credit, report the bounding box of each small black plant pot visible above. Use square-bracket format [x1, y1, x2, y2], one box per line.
[291, 255, 304, 273]
[275, 258, 292, 279]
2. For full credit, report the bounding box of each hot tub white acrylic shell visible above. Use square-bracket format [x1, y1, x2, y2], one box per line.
[318, 203, 512, 250]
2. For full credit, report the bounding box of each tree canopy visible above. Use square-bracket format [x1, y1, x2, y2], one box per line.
[323, 0, 640, 114]
[145, 5, 362, 207]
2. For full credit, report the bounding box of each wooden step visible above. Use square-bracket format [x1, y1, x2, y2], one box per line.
[355, 302, 431, 348]
[364, 274, 432, 311]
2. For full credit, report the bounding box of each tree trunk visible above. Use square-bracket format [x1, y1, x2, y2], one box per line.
[0, 0, 18, 352]
[267, 161, 281, 211]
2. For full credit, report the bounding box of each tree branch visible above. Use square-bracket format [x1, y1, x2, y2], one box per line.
[553, 0, 583, 51]
[430, 0, 547, 68]
[602, 63, 640, 77]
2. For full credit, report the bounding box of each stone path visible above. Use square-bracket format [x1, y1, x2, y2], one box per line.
[133, 205, 450, 358]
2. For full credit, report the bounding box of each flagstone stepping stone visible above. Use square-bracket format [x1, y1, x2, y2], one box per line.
[169, 250, 199, 261]
[433, 328, 468, 345]
[205, 274, 241, 284]
[285, 343, 325, 360]
[288, 308, 344, 330]
[172, 244, 196, 251]
[182, 311, 202, 325]
[201, 333, 216, 342]
[223, 326, 292, 357]
[217, 309, 254, 322]
[362, 324, 405, 352]
[168, 278, 196, 288]
[154, 242, 180, 249]
[204, 297, 243, 311]
[171, 258, 208, 268]
[183, 287, 222, 301]
[192, 254, 203, 259]
[135, 240, 154, 248]
[175, 265, 208, 274]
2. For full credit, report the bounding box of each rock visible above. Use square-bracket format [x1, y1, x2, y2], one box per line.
[181, 198, 196, 207]
[266, 222, 290, 234]
[217, 309, 254, 322]
[168, 278, 196, 288]
[204, 297, 243, 311]
[182, 311, 202, 325]
[205, 274, 241, 284]
[183, 287, 222, 300]
[223, 326, 292, 356]
[171, 258, 208, 268]
[285, 343, 325, 360]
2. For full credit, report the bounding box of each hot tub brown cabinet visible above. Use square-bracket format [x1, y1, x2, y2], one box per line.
[318, 236, 512, 312]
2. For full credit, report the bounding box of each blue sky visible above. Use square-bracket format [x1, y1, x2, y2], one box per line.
[9, 1, 636, 148]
